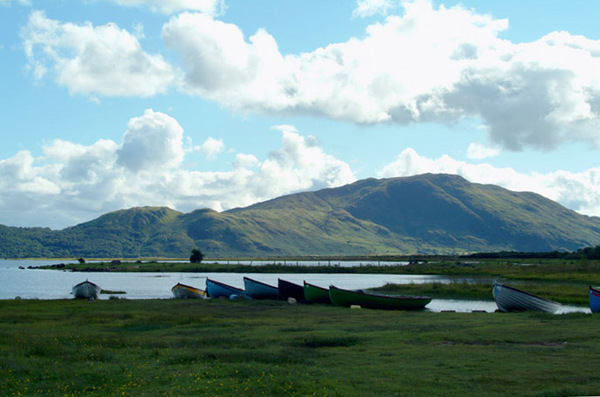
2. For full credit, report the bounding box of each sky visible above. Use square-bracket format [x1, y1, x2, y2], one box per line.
[1, 0, 600, 230]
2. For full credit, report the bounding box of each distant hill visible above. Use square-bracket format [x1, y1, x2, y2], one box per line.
[2, 174, 600, 258]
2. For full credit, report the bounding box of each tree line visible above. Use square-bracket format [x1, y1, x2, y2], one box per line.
[466, 245, 600, 260]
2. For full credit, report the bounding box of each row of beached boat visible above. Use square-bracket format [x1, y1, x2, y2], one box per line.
[72, 277, 600, 314]
[172, 277, 433, 310]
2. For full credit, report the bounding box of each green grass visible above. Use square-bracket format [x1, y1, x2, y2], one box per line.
[1, 299, 600, 396]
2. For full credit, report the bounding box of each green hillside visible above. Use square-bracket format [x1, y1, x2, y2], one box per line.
[1, 174, 599, 258]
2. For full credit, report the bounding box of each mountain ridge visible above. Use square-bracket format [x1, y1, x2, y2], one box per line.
[1, 173, 599, 258]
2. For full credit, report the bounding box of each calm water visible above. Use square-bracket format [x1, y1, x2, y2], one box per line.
[0, 260, 588, 314]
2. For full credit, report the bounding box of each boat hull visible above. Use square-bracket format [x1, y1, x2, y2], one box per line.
[589, 286, 600, 313]
[72, 280, 101, 299]
[206, 279, 248, 299]
[171, 283, 207, 299]
[329, 285, 431, 310]
[492, 282, 561, 313]
[244, 277, 278, 299]
[278, 279, 305, 301]
[303, 281, 330, 304]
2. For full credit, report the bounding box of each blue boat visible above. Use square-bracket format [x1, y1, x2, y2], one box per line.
[206, 278, 248, 299]
[590, 286, 600, 313]
[243, 277, 278, 299]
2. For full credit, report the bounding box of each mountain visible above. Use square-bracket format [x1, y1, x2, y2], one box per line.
[2, 174, 600, 258]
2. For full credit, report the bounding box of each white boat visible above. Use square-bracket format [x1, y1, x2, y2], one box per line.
[492, 281, 561, 314]
[72, 280, 101, 299]
[171, 282, 208, 299]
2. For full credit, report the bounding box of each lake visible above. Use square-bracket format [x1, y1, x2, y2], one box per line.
[0, 259, 588, 314]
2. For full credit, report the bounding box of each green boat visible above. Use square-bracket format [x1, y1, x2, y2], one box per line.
[329, 285, 431, 310]
[304, 281, 331, 304]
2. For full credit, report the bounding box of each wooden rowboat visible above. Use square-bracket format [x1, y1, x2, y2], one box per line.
[243, 277, 278, 299]
[303, 281, 330, 304]
[278, 279, 305, 301]
[328, 285, 431, 310]
[589, 286, 600, 313]
[206, 278, 248, 299]
[171, 282, 207, 299]
[492, 281, 561, 314]
[72, 280, 101, 300]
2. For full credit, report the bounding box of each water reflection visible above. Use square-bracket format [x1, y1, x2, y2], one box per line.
[427, 299, 498, 313]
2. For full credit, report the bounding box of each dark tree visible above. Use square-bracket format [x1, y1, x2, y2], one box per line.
[190, 248, 204, 264]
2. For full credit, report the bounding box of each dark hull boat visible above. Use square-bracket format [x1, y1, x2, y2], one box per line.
[329, 285, 431, 310]
[243, 277, 278, 299]
[492, 281, 561, 314]
[171, 283, 208, 299]
[278, 279, 304, 301]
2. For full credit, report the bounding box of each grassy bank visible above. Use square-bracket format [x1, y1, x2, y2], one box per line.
[1, 299, 599, 396]
[37, 257, 600, 283]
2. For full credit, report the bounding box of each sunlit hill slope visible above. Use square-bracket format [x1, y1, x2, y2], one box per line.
[2, 174, 599, 258]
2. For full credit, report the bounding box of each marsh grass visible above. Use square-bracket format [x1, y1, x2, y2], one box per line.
[371, 281, 590, 305]
[1, 299, 600, 396]
[100, 289, 126, 295]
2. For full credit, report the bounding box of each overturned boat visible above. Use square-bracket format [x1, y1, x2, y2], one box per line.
[243, 277, 278, 299]
[329, 285, 431, 310]
[492, 281, 561, 314]
[72, 280, 101, 300]
[171, 282, 208, 299]
[206, 278, 248, 299]
[278, 278, 305, 301]
[303, 281, 331, 304]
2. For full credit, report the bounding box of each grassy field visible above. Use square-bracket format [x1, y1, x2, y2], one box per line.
[1, 299, 599, 396]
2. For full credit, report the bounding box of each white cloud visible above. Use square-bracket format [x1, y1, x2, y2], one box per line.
[378, 148, 600, 217]
[117, 109, 185, 171]
[196, 137, 225, 160]
[353, 0, 396, 18]
[0, 113, 355, 229]
[107, 0, 226, 15]
[233, 153, 259, 169]
[0, 151, 60, 195]
[254, 130, 356, 195]
[466, 142, 501, 160]
[162, 12, 287, 103]
[163, 1, 600, 152]
[271, 124, 298, 133]
[21, 10, 174, 97]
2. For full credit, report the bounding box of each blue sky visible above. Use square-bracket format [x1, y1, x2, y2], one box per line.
[2, 0, 600, 229]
